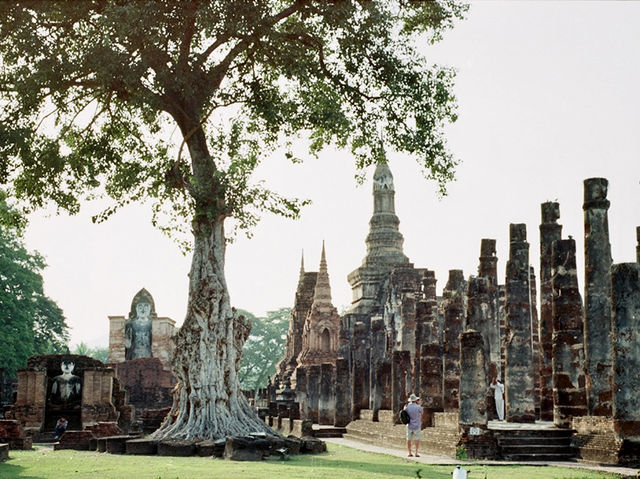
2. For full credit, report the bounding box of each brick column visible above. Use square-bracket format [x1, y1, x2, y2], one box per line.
[552, 238, 588, 428]
[307, 365, 320, 423]
[539, 202, 561, 421]
[295, 367, 308, 420]
[335, 358, 351, 427]
[392, 350, 412, 421]
[318, 363, 335, 425]
[478, 239, 500, 381]
[459, 331, 488, 428]
[529, 267, 541, 418]
[583, 178, 613, 416]
[442, 269, 466, 412]
[505, 224, 535, 423]
[611, 263, 640, 441]
[369, 317, 386, 420]
[351, 321, 370, 419]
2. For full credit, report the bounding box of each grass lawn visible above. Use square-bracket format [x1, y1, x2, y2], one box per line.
[0, 443, 623, 479]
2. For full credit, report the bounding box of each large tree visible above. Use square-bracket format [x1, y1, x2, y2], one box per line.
[0, 1, 466, 439]
[0, 192, 69, 377]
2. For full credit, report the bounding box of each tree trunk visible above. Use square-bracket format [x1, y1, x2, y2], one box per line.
[150, 215, 273, 440]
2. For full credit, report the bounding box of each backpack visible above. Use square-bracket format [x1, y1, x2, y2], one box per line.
[399, 409, 410, 425]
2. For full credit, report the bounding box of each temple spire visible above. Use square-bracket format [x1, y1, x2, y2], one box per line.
[363, 162, 409, 268]
[297, 249, 306, 288]
[311, 241, 334, 313]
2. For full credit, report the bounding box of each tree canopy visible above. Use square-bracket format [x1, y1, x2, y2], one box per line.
[72, 342, 110, 363]
[0, 1, 466, 241]
[0, 192, 69, 377]
[237, 308, 289, 391]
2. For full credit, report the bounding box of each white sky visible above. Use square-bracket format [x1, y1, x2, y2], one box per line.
[24, 1, 640, 348]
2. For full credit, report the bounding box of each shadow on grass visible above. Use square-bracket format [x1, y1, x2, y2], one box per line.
[0, 461, 45, 479]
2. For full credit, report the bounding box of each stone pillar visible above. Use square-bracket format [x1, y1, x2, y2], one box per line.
[466, 275, 496, 420]
[529, 267, 541, 418]
[351, 321, 370, 419]
[611, 263, 640, 440]
[335, 358, 351, 427]
[369, 317, 386, 420]
[417, 271, 442, 426]
[442, 269, 466, 412]
[414, 271, 436, 390]
[295, 367, 308, 420]
[478, 239, 500, 381]
[583, 178, 613, 416]
[318, 363, 335, 425]
[505, 224, 536, 423]
[392, 350, 412, 421]
[459, 330, 488, 428]
[498, 285, 506, 384]
[307, 365, 320, 423]
[420, 343, 443, 427]
[466, 276, 492, 372]
[539, 201, 561, 421]
[552, 238, 588, 428]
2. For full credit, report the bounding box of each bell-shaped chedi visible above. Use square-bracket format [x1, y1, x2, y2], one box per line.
[297, 242, 341, 367]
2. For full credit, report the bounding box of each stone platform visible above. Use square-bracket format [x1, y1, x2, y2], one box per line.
[344, 410, 458, 457]
[489, 421, 576, 461]
[572, 416, 640, 466]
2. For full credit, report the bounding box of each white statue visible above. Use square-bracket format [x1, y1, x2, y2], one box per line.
[50, 361, 82, 404]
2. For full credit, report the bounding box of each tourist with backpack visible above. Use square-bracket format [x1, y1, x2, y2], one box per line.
[403, 393, 423, 457]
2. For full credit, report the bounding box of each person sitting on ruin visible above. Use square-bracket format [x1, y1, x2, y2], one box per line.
[404, 393, 423, 457]
[55, 416, 68, 440]
[490, 377, 505, 421]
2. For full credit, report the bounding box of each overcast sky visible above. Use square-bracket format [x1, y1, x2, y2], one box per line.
[24, 1, 640, 348]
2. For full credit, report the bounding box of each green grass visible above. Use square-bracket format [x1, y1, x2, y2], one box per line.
[0, 444, 623, 479]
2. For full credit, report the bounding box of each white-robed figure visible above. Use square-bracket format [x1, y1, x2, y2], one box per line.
[490, 377, 505, 421]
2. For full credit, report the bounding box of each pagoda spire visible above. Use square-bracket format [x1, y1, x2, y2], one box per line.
[363, 162, 409, 268]
[297, 249, 306, 289]
[310, 241, 334, 314]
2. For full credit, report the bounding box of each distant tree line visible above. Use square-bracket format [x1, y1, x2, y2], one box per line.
[237, 308, 289, 392]
[0, 192, 69, 377]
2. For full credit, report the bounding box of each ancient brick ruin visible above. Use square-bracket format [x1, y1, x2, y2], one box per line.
[4, 354, 131, 440]
[265, 167, 640, 466]
[108, 288, 177, 423]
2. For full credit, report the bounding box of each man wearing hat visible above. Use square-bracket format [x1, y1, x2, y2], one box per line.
[404, 393, 423, 457]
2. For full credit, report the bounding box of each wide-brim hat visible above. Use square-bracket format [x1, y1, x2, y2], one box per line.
[409, 393, 420, 402]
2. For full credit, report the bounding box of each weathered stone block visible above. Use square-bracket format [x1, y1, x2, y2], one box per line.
[54, 430, 96, 450]
[125, 438, 158, 455]
[223, 436, 266, 461]
[0, 443, 8, 461]
[158, 439, 197, 457]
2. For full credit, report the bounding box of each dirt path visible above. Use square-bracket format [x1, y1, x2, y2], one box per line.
[325, 437, 640, 477]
